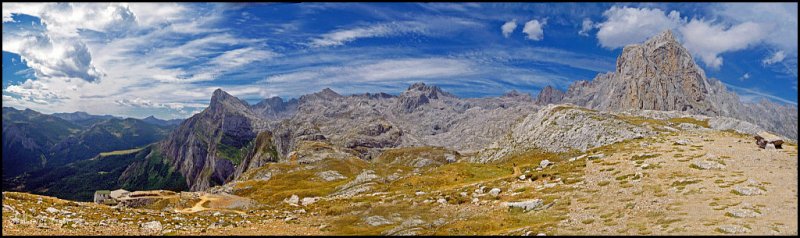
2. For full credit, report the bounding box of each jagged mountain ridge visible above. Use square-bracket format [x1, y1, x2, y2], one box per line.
[535, 30, 798, 140]
[158, 84, 539, 190]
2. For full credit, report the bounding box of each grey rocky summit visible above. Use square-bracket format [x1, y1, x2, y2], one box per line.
[536, 30, 797, 140]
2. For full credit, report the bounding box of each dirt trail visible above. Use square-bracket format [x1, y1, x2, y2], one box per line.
[174, 193, 246, 215]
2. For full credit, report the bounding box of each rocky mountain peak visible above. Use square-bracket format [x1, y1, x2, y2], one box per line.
[255, 96, 285, 108]
[533, 30, 797, 140]
[535, 86, 565, 105]
[396, 82, 455, 112]
[646, 29, 677, 44]
[209, 88, 250, 112]
[299, 88, 343, 103]
[403, 82, 453, 99]
[252, 96, 298, 120]
[319, 88, 341, 97]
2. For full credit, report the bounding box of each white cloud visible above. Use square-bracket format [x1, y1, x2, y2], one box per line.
[739, 73, 750, 81]
[3, 29, 103, 82]
[595, 5, 778, 69]
[2, 3, 271, 119]
[578, 18, 593, 36]
[115, 97, 205, 110]
[4, 79, 68, 104]
[122, 3, 188, 28]
[595, 6, 683, 49]
[501, 20, 517, 38]
[266, 58, 476, 84]
[763, 51, 786, 65]
[310, 23, 396, 47]
[724, 83, 797, 105]
[713, 3, 797, 57]
[309, 17, 482, 47]
[679, 19, 765, 69]
[522, 19, 546, 41]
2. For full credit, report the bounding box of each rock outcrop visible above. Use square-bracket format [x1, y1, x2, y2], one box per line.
[159, 89, 266, 191]
[535, 86, 565, 105]
[474, 104, 656, 163]
[536, 30, 797, 140]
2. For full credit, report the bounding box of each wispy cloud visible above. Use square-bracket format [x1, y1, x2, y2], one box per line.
[763, 51, 786, 65]
[578, 18, 593, 36]
[308, 16, 483, 47]
[724, 83, 797, 105]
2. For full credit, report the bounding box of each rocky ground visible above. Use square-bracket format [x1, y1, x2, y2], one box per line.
[3, 128, 796, 235]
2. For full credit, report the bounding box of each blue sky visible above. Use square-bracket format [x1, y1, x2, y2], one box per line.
[2, 3, 797, 119]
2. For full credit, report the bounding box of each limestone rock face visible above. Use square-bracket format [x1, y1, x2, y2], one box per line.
[542, 30, 797, 140]
[535, 86, 565, 105]
[233, 131, 279, 179]
[250, 97, 298, 121]
[473, 104, 656, 163]
[159, 89, 266, 191]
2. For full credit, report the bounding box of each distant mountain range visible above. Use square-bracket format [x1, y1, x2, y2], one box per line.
[2, 107, 182, 177]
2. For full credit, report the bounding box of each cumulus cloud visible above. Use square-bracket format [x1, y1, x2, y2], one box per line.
[679, 19, 765, 69]
[712, 3, 797, 57]
[578, 18, 593, 36]
[522, 19, 546, 41]
[595, 5, 783, 69]
[501, 20, 517, 38]
[3, 29, 103, 82]
[595, 6, 683, 49]
[762, 51, 786, 65]
[2, 3, 268, 119]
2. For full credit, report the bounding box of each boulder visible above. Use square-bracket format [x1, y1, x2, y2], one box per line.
[717, 225, 750, 234]
[489, 188, 502, 197]
[285, 194, 300, 206]
[674, 139, 690, 145]
[587, 154, 605, 160]
[365, 216, 393, 226]
[301, 197, 319, 206]
[140, 221, 162, 233]
[317, 170, 347, 182]
[539, 160, 551, 168]
[45, 207, 60, 214]
[503, 199, 543, 212]
[691, 160, 725, 170]
[726, 208, 761, 218]
[733, 186, 763, 196]
[445, 154, 457, 163]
